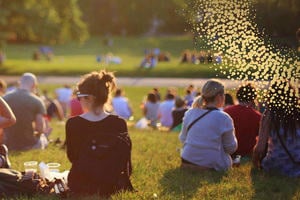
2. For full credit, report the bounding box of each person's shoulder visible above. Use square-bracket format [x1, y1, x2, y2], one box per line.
[213, 109, 233, 121]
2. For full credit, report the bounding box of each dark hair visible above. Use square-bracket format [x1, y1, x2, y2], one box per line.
[175, 97, 185, 108]
[236, 83, 257, 103]
[267, 79, 300, 138]
[166, 93, 175, 100]
[225, 93, 234, 105]
[77, 70, 116, 108]
[147, 92, 157, 103]
[115, 88, 122, 97]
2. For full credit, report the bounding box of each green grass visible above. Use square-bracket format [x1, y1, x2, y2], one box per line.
[0, 36, 225, 78]
[6, 85, 300, 199]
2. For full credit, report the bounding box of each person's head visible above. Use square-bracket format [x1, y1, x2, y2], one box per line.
[147, 92, 157, 103]
[225, 93, 234, 106]
[236, 83, 257, 104]
[114, 88, 123, 97]
[192, 79, 225, 108]
[0, 79, 7, 96]
[266, 79, 299, 137]
[20, 72, 38, 93]
[165, 93, 175, 101]
[76, 70, 116, 114]
[175, 97, 185, 109]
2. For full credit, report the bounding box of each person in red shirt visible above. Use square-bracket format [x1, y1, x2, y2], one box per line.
[224, 83, 261, 157]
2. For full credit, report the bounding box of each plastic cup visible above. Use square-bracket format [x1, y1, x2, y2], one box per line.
[24, 161, 38, 175]
[47, 162, 61, 173]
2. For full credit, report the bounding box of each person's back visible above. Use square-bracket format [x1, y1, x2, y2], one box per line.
[143, 93, 159, 127]
[158, 93, 175, 128]
[179, 79, 237, 171]
[112, 89, 132, 120]
[3, 73, 46, 151]
[66, 71, 133, 196]
[253, 79, 300, 177]
[224, 84, 261, 156]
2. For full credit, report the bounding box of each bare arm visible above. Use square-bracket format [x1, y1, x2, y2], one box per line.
[0, 97, 16, 129]
[252, 110, 270, 168]
[34, 113, 45, 134]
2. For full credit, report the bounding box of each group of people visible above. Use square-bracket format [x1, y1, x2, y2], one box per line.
[179, 79, 300, 177]
[140, 48, 171, 68]
[181, 49, 222, 65]
[0, 70, 299, 197]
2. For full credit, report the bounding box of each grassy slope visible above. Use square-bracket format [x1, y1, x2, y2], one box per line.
[1, 36, 224, 78]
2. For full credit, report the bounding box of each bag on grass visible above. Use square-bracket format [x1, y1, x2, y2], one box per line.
[0, 168, 69, 198]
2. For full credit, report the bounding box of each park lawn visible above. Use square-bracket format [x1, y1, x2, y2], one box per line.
[9, 124, 300, 200]
[1, 36, 224, 78]
[5, 84, 300, 199]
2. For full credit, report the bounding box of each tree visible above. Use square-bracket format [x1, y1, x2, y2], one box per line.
[0, 0, 88, 45]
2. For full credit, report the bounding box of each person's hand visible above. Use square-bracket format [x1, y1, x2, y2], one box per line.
[252, 144, 264, 169]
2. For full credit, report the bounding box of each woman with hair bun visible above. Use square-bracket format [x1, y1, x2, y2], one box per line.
[179, 79, 237, 171]
[65, 70, 133, 196]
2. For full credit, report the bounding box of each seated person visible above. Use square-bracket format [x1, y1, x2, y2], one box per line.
[179, 79, 237, 171]
[224, 84, 261, 157]
[170, 97, 188, 131]
[3, 73, 49, 151]
[112, 88, 133, 120]
[253, 80, 300, 177]
[66, 70, 133, 196]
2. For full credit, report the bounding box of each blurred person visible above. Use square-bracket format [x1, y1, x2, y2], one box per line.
[3, 73, 48, 150]
[55, 84, 73, 117]
[170, 97, 188, 132]
[223, 93, 235, 109]
[66, 70, 133, 196]
[179, 79, 237, 171]
[253, 80, 300, 177]
[158, 93, 175, 128]
[152, 87, 161, 102]
[224, 84, 261, 157]
[41, 90, 64, 121]
[112, 88, 133, 120]
[142, 92, 160, 128]
[69, 89, 84, 118]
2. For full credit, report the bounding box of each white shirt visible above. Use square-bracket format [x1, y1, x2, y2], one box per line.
[112, 96, 132, 119]
[158, 99, 175, 127]
[179, 108, 237, 171]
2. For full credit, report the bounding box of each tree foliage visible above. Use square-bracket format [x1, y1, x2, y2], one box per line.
[254, 0, 300, 37]
[0, 0, 88, 45]
[78, 0, 187, 35]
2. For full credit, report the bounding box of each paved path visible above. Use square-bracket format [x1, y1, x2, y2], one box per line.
[0, 75, 243, 88]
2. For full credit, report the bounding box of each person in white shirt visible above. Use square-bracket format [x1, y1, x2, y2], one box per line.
[112, 88, 133, 120]
[179, 79, 237, 171]
[158, 93, 175, 128]
[55, 84, 73, 117]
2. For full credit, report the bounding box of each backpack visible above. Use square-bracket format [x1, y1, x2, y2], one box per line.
[68, 131, 134, 196]
[0, 168, 68, 198]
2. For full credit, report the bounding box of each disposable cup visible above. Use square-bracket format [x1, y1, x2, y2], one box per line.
[24, 161, 38, 175]
[47, 162, 61, 173]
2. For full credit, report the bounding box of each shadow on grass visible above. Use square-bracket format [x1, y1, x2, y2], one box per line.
[250, 168, 300, 200]
[159, 167, 226, 199]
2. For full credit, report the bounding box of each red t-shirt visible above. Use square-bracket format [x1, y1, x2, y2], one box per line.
[69, 98, 83, 117]
[224, 105, 261, 156]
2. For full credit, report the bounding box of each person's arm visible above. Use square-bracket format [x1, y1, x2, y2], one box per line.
[34, 113, 45, 134]
[222, 129, 238, 154]
[253, 110, 270, 168]
[0, 97, 16, 129]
